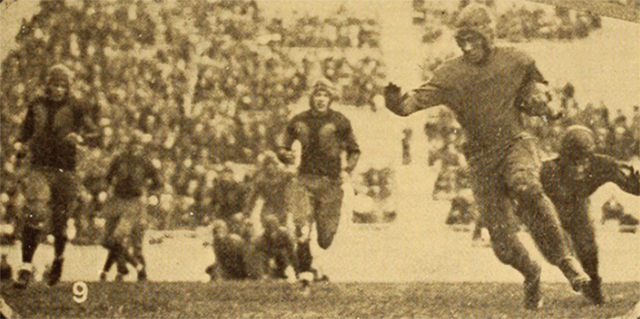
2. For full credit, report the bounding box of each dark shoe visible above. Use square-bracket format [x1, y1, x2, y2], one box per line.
[559, 257, 590, 293]
[583, 276, 605, 305]
[205, 264, 217, 281]
[524, 265, 543, 310]
[298, 271, 314, 297]
[47, 257, 64, 286]
[137, 268, 147, 282]
[115, 272, 126, 282]
[12, 268, 32, 290]
[99, 271, 108, 282]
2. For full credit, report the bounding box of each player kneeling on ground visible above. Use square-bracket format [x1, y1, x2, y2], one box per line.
[536, 126, 640, 305]
[99, 134, 160, 282]
[253, 215, 297, 282]
[206, 219, 255, 281]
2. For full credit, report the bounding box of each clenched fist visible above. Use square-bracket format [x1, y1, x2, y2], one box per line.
[277, 150, 295, 165]
[384, 82, 403, 113]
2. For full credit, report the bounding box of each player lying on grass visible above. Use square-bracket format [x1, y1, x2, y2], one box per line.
[384, 3, 590, 310]
[206, 213, 297, 282]
[523, 125, 640, 305]
[100, 134, 161, 282]
[206, 218, 257, 281]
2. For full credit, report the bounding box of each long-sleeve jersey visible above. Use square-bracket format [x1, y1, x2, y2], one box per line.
[211, 180, 247, 221]
[19, 96, 97, 171]
[279, 109, 360, 179]
[540, 154, 640, 206]
[392, 47, 547, 162]
[106, 151, 161, 199]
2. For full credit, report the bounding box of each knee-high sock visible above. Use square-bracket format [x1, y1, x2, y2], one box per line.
[53, 234, 67, 259]
[296, 241, 313, 274]
[21, 225, 41, 263]
[103, 250, 117, 273]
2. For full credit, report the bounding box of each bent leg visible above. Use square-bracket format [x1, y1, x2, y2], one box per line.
[505, 138, 576, 266]
[505, 138, 588, 290]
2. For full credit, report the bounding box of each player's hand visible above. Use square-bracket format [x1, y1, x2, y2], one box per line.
[620, 164, 640, 192]
[384, 82, 403, 112]
[277, 150, 295, 165]
[64, 132, 84, 145]
[14, 142, 28, 160]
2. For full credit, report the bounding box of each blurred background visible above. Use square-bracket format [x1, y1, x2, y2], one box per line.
[0, 1, 638, 283]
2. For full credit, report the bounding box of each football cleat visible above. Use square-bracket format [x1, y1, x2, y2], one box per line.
[46, 257, 64, 286]
[137, 268, 147, 282]
[298, 271, 314, 297]
[583, 276, 605, 306]
[559, 257, 590, 293]
[12, 268, 32, 290]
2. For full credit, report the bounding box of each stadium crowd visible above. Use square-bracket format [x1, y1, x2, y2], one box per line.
[413, 0, 602, 43]
[0, 0, 386, 244]
[0, 0, 637, 279]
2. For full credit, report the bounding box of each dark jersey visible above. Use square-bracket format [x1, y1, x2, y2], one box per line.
[281, 109, 360, 179]
[540, 154, 640, 205]
[399, 47, 546, 162]
[255, 226, 296, 268]
[211, 180, 247, 221]
[214, 233, 249, 279]
[106, 151, 160, 199]
[245, 170, 294, 220]
[19, 96, 97, 171]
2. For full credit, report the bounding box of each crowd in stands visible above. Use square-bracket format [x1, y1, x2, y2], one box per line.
[0, 0, 637, 244]
[413, 0, 602, 43]
[0, 0, 385, 243]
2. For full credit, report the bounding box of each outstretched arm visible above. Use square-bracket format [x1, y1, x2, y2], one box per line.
[595, 155, 640, 195]
[610, 162, 640, 196]
[384, 82, 447, 117]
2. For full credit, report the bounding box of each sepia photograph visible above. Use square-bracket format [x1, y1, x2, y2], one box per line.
[0, 0, 639, 318]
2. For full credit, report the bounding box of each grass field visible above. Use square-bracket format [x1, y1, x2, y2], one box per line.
[1, 281, 638, 319]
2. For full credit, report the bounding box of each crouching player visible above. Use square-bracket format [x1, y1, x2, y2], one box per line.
[100, 135, 160, 282]
[205, 219, 253, 281]
[538, 126, 640, 305]
[253, 215, 297, 282]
